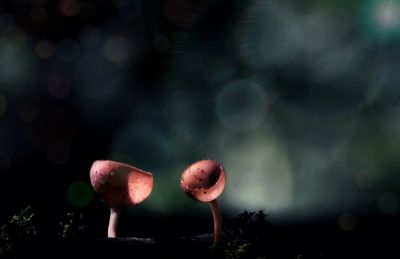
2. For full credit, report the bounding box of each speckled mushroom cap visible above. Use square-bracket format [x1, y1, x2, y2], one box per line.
[180, 160, 226, 202]
[90, 160, 153, 209]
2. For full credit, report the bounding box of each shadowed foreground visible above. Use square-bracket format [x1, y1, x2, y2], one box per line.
[5, 211, 399, 258]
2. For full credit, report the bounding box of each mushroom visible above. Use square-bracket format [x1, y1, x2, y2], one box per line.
[90, 160, 153, 238]
[180, 160, 226, 245]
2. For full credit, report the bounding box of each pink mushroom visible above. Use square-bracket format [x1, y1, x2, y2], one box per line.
[90, 160, 153, 238]
[180, 160, 226, 245]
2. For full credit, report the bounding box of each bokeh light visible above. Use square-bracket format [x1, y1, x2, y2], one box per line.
[354, 170, 375, 189]
[67, 181, 94, 207]
[16, 101, 38, 122]
[236, 0, 384, 121]
[236, 1, 304, 68]
[222, 132, 293, 213]
[35, 40, 54, 59]
[215, 80, 267, 132]
[375, 1, 400, 29]
[338, 212, 358, 231]
[59, 0, 80, 17]
[162, 0, 399, 220]
[0, 27, 37, 96]
[103, 35, 132, 64]
[360, 0, 400, 39]
[4, 27, 26, 49]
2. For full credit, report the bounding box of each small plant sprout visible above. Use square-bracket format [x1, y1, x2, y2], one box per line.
[180, 160, 226, 246]
[90, 160, 153, 238]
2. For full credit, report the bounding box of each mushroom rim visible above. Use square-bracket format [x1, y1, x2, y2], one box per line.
[93, 159, 152, 176]
[180, 175, 225, 192]
[180, 160, 225, 192]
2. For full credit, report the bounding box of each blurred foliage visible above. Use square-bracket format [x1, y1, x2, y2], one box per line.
[225, 210, 274, 241]
[0, 206, 37, 256]
[223, 210, 321, 258]
[58, 212, 87, 239]
[223, 210, 275, 258]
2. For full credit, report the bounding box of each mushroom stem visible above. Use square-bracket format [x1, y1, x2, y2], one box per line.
[107, 207, 121, 238]
[209, 199, 222, 245]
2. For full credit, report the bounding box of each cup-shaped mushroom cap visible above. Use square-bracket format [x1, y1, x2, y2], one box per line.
[180, 160, 226, 202]
[90, 160, 153, 209]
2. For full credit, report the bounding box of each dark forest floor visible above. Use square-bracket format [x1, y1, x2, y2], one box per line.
[1, 209, 399, 258]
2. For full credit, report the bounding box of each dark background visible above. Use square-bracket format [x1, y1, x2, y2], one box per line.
[1, 0, 400, 257]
